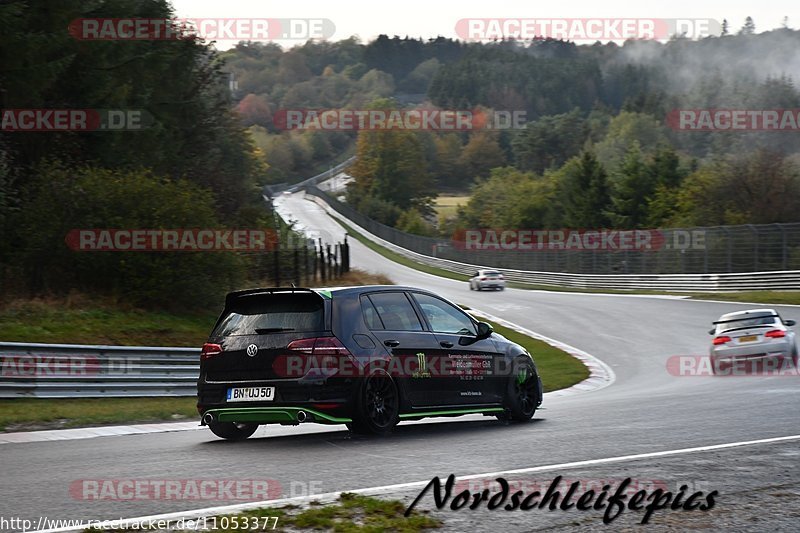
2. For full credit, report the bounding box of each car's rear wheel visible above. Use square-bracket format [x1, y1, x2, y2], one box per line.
[207, 421, 259, 441]
[348, 370, 399, 435]
[498, 357, 539, 422]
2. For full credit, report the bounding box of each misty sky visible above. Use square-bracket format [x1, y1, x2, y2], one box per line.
[169, 0, 793, 49]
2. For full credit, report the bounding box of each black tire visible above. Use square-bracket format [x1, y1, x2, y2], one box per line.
[207, 421, 259, 441]
[348, 370, 400, 436]
[469, 282, 474, 291]
[792, 345, 798, 368]
[498, 358, 539, 422]
[710, 357, 720, 375]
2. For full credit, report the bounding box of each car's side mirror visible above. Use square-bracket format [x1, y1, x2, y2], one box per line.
[476, 321, 493, 340]
[785, 319, 796, 327]
[708, 328, 716, 335]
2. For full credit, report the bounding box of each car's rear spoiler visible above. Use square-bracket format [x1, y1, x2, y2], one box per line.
[224, 287, 317, 309]
[713, 314, 778, 324]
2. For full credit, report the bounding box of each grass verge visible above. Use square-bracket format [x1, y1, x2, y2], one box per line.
[479, 320, 589, 393]
[0, 270, 393, 347]
[95, 493, 441, 532]
[335, 214, 800, 305]
[0, 397, 198, 432]
[0, 297, 216, 347]
[433, 195, 470, 219]
[332, 215, 468, 282]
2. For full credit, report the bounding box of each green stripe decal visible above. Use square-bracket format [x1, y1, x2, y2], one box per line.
[399, 407, 504, 419]
[206, 407, 351, 424]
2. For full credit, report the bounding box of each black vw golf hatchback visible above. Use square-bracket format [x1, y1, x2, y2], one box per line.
[198, 286, 542, 439]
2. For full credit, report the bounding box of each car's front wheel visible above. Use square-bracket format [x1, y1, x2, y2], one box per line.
[348, 370, 400, 435]
[207, 421, 259, 441]
[499, 357, 539, 422]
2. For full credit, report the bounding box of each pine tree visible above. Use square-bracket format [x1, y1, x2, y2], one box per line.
[739, 17, 756, 35]
[558, 151, 612, 228]
[609, 144, 653, 229]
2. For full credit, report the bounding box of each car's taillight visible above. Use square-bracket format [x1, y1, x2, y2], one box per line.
[480, 277, 487, 281]
[201, 343, 223, 360]
[765, 330, 786, 338]
[712, 336, 731, 345]
[286, 338, 316, 353]
[287, 337, 352, 356]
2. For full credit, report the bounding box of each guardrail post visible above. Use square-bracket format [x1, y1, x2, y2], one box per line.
[747, 224, 758, 271]
[319, 238, 326, 282]
[293, 247, 300, 286]
[779, 223, 788, 270]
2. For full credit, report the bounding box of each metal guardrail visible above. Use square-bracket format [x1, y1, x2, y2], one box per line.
[304, 185, 800, 276]
[0, 342, 199, 398]
[305, 188, 800, 292]
[262, 157, 356, 199]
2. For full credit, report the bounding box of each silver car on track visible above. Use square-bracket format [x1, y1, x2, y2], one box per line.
[469, 269, 506, 291]
[708, 308, 797, 372]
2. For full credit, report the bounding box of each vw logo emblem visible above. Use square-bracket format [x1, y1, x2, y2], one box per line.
[246, 344, 258, 357]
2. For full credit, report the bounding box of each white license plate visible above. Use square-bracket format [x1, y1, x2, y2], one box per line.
[226, 387, 275, 402]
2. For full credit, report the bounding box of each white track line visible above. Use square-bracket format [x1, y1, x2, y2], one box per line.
[467, 308, 616, 397]
[0, 422, 200, 445]
[37, 434, 800, 532]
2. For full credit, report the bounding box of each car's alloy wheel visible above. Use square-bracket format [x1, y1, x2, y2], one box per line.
[348, 370, 399, 435]
[499, 358, 538, 422]
[207, 421, 259, 441]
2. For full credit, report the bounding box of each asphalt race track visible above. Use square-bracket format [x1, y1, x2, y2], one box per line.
[2, 191, 799, 531]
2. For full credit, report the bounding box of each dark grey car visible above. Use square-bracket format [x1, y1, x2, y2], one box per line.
[197, 286, 542, 439]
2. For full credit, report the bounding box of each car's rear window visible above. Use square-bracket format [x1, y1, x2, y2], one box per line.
[213, 293, 324, 336]
[715, 315, 778, 333]
[483, 271, 501, 276]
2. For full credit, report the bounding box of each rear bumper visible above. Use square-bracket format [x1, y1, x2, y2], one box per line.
[197, 377, 354, 425]
[477, 281, 506, 289]
[201, 406, 352, 425]
[710, 339, 793, 361]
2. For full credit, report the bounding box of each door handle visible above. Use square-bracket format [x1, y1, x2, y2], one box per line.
[440, 341, 454, 348]
[384, 339, 400, 347]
